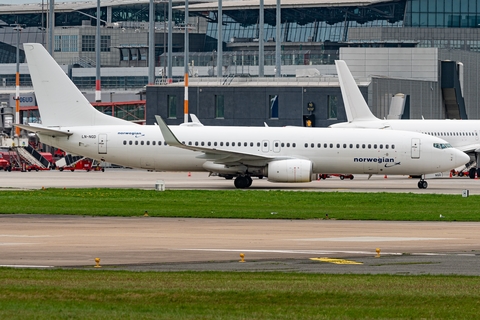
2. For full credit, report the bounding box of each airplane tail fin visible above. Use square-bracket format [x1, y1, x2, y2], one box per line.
[335, 60, 379, 122]
[23, 43, 132, 127]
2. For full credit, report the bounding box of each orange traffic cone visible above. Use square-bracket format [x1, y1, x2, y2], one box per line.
[384, 175, 387, 179]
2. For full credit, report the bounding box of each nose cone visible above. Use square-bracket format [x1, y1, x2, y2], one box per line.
[454, 149, 470, 167]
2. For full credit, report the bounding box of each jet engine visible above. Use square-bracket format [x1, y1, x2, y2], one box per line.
[267, 159, 312, 182]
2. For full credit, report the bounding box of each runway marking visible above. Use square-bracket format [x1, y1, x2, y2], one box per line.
[310, 257, 363, 265]
[292, 237, 453, 242]
[179, 248, 389, 255]
[0, 243, 37, 246]
[0, 265, 53, 268]
[0, 235, 53, 238]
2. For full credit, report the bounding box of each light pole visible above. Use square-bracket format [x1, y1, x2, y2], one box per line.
[12, 23, 24, 137]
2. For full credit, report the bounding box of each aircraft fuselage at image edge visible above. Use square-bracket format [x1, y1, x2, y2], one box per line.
[332, 60, 480, 178]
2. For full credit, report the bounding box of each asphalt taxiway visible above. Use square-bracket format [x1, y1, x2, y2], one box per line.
[1, 169, 479, 274]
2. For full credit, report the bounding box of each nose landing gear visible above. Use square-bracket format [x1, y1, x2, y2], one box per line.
[417, 179, 428, 189]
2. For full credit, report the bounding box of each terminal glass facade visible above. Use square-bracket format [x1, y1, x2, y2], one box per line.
[405, 0, 480, 27]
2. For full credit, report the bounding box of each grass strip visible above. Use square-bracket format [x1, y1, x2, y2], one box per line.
[0, 189, 479, 221]
[0, 269, 479, 319]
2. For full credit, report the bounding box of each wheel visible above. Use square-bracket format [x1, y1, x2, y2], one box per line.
[35, 168, 39, 172]
[458, 172, 464, 177]
[340, 175, 345, 180]
[469, 168, 476, 179]
[234, 176, 250, 189]
[59, 167, 64, 172]
[417, 180, 428, 189]
[349, 175, 354, 180]
[71, 169, 75, 172]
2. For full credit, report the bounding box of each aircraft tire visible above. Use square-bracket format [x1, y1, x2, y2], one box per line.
[340, 175, 345, 180]
[417, 180, 428, 189]
[234, 176, 250, 189]
[469, 168, 476, 179]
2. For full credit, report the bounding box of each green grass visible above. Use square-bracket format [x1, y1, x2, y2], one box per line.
[1, 269, 479, 319]
[0, 188, 478, 221]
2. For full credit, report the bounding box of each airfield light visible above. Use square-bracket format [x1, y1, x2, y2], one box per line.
[375, 248, 381, 258]
[94, 257, 101, 268]
[239, 253, 245, 263]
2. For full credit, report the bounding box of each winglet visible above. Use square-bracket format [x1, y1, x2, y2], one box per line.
[335, 60, 378, 122]
[155, 115, 183, 147]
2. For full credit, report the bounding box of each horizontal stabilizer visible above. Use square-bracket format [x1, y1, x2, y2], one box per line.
[15, 123, 73, 137]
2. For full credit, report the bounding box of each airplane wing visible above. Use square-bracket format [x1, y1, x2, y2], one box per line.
[15, 123, 73, 137]
[155, 115, 292, 166]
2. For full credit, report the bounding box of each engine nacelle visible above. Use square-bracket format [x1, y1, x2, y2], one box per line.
[267, 159, 312, 183]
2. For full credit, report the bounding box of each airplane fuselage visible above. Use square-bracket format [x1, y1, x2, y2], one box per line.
[38, 124, 462, 178]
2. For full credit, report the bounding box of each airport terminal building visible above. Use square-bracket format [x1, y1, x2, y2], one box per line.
[1, 0, 480, 128]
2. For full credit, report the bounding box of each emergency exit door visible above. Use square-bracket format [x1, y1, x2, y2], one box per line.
[98, 134, 107, 154]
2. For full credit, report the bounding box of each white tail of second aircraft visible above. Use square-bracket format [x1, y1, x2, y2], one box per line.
[335, 60, 379, 122]
[24, 43, 133, 127]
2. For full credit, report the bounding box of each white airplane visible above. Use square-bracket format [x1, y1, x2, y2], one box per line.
[17, 43, 468, 189]
[332, 60, 480, 178]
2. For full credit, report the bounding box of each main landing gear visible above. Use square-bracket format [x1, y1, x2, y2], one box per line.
[417, 179, 428, 189]
[234, 175, 253, 189]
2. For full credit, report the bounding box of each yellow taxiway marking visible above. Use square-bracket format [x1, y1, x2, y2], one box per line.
[310, 257, 363, 265]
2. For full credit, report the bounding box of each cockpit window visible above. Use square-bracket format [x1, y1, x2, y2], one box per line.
[433, 143, 452, 149]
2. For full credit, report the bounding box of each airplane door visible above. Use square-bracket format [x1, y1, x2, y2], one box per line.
[273, 140, 281, 153]
[98, 134, 107, 154]
[411, 138, 420, 159]
[262, 140, 269, 153]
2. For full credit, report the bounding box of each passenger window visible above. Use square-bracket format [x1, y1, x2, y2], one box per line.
[374, 144, 377, 149]
[336, 144, 340, 148]
[324, 143, 327, 148]
[317, 143, 321, 148]
[164, 142, 168, 146]
[123, 141, 126, 145]
[201, 142, 205, 146]
[329, 143, 333, 148]
[343, 144, 347, 148]
[281, 143, 285, 147]
[304, 143, 308, 148]
[152, 141, 156, 146]
[379, 144, 383, 149]
[225, 142, 229, 146]
[220, 142, 224, 146]
[214, 142, 217, 146]
[356, 144, 359, 148]
[147, 141, 150, 145]
[392, 145, 395, 149]
[385, 145, 389, 149]
[286, 143, 290, 147]
[264, 142, 267, 147]
[292, 143, 296, 148]
[141, 141, 144, 145]
[257, 142, 260, 147]
[159, 141, 162, 145]
[129, 141, 132, 145]
[275, 142, 279, 147]
[250, 142, 254, 147]
[362, 144, 365, 149]
[207, 142, 211, 146]
[349, 144, 353, 148]
[368, 144, 371, 149]
[232, 142, 235, 147]
[135, 141, 138, 145]
[311, 143, 314, 148]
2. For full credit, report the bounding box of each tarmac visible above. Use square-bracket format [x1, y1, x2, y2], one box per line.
[1, 169, 480, 275]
